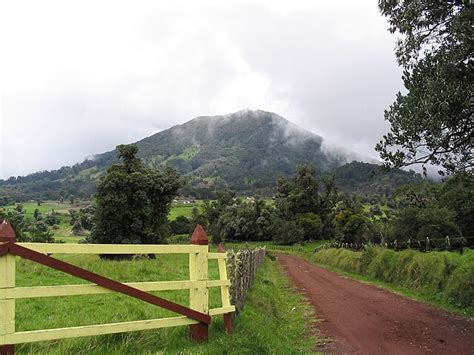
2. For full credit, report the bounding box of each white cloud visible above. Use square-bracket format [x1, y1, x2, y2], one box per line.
[0, 0, 402, 178]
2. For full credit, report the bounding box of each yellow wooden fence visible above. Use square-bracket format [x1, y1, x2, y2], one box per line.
[0, 223, 234, 352]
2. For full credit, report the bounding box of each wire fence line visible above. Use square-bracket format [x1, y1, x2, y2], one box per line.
[226, 247, 266, 314]
[225, 243, 304, 253]
[172, 236, 473, 254]
[317, 236, 474, 253]
[264, 244, 304, 252]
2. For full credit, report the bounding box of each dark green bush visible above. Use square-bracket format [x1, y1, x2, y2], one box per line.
[170, 216, 193, 235]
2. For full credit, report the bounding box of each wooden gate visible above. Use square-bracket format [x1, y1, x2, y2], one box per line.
[0, 222, 234, 354]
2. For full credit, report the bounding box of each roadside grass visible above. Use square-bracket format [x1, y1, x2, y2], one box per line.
[15, 253, 318, 354]
[226, 241, 474, 317]
[309, 247, 474, 317]
[310, 261, 474, 317]
[225, 240, 328, 254]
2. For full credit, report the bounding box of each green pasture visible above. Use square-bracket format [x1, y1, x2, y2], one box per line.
[14, 253, 317, 353]
[168, 202, 203, 221]
[3, 200, 206, 241]
[3, 201, 76, 216]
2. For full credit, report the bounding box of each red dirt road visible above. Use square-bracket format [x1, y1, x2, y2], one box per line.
[278, 254, 473, 354]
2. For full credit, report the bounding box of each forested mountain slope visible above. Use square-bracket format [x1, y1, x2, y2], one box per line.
[0, 110, 421, 201]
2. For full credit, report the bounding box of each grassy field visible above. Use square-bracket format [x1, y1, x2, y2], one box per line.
[13, 253, 318, 353]
[3, 200, 202, 221]
[168, 202, 203, 221]
[2, 200, 205, 242]
[3, 201, 80, 242]
[3, 201, 84, 215]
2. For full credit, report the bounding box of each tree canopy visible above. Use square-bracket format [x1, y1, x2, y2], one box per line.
[203, 192, 274, 243]
[376, 0, 473, 174]
[275, 165, 338, 242]
[391, 171, 473, 245]
[89, 144, 182, 248]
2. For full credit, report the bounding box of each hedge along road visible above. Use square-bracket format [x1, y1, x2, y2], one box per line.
[277, 254, 473, 354]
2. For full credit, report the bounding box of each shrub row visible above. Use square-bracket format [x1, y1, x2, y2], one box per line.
[226, 247, 266, 314]
[313, 247, 474, 309]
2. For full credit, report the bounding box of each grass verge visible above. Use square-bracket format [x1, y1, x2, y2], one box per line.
[309, 247, 474, 317]
[226, 242, 473, 317]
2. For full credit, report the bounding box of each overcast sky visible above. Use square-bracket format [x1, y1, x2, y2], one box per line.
[0, 0, 403, 179]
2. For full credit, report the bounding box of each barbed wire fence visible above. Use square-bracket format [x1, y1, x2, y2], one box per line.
[225, 242, 304, 253]
[316, 236, 474, 254]
[225, 247, 266, 314]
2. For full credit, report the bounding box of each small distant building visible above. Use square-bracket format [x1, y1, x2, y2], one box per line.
[174, 197, 196, 204]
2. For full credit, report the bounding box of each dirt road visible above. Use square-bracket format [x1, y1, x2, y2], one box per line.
[278, 254, 473, 354]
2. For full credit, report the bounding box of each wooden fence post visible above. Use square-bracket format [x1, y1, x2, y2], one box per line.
[217, 243, 233, 333]
[189, 225, 209, 342]
[0, 221, 16, 355]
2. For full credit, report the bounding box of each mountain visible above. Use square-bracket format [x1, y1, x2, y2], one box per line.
[92, 110, 349, 189]
[0, 110, 421, 201]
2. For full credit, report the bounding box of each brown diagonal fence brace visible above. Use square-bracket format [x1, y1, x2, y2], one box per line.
[6, 242, 211, 324]
[0, 242, 9, 256]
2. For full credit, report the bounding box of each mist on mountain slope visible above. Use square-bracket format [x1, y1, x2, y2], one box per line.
[0, 110, 422, 201]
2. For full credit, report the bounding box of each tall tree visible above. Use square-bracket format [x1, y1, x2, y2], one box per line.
[437, 171, 473, 239]
[90, 144, 182, 249]
[275, 165, 338, 241]
[334, 198, 375, 244]
[203, 192, 274, 243]
[376, 0, 473, 173]
[29, 221, 55, 243]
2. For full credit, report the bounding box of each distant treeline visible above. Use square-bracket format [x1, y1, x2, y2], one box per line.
[1, 160, 421, 203]
[173, 169, 473, 249]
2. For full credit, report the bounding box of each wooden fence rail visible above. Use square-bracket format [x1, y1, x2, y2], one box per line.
[0, 222, 235, 354]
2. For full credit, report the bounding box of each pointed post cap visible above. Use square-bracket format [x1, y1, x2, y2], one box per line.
[191, 224, 208, 245]
[0, 220, 16, 242]
[217, 243, 225, 252]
